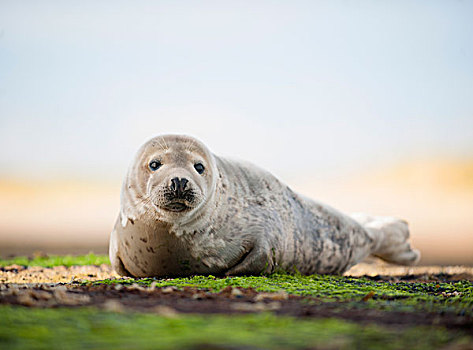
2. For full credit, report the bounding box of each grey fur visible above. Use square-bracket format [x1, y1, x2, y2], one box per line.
[109, 135, 420, 277]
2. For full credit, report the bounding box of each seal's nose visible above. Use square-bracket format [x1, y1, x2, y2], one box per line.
[170, 177, 188, 196]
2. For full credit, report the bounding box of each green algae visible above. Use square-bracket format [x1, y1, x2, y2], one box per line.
[1, 253, 471, 319]
[0, 305, 468, 350]
[89, 274, 473, 316]
[0, 253, 109, 268]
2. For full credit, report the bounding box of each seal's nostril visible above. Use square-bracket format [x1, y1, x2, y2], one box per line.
[180, 178, 188, 191]
[170, 177, 179, 192]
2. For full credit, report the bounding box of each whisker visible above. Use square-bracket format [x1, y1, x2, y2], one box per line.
[161, 137, 169, 150]
[156, 138, 166, 152]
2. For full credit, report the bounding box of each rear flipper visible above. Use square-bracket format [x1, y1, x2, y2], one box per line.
[350, 213, 421, 265]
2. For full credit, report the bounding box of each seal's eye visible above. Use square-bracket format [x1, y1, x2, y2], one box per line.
[149, 160, 162, 171]
[194, 163, 205, 174]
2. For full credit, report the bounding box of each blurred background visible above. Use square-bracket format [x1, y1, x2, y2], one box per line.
[0, 1, 472, 264]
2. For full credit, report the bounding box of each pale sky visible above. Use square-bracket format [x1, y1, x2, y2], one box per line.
[1, 0, 472, 182]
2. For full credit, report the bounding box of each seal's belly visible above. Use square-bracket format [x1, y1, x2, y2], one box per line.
[116, 220, 218, 277]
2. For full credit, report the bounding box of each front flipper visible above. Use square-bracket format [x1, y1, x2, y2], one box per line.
[225, 242, 274, 276]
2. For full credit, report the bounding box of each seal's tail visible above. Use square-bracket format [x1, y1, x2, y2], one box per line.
[350, 213, 421, 266]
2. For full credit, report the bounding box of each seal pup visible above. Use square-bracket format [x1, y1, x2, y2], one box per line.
[109, 135, 420, 277]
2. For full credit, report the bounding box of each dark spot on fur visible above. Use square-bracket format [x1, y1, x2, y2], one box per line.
[140, 237, 148, 243]
[263, 180, 271, 190]
[146, 246, 155, 253]
[132, 255, 145, 273]
[128, 218, 135, 225]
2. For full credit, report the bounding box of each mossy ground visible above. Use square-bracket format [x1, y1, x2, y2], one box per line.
[91, 273, 473, 317]
[1, 254, 472, 349]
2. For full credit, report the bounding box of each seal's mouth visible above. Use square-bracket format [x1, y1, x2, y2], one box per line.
[162, 201, 191, 212]
[153, 188, 197, 213]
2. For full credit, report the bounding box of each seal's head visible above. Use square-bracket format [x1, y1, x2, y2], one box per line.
[121, 135, 218, 223]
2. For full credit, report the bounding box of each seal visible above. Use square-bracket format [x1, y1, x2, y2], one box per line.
[109, 134, 420, 277]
